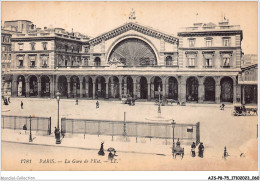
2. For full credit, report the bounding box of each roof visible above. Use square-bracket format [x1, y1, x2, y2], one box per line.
[88, 22, 178, 46]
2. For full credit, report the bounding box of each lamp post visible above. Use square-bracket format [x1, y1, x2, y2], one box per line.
[171, 120, 176, 150]
[29, 115, 32, 142]
[158, 85, 161, 114]
[56, 91, 61, 144]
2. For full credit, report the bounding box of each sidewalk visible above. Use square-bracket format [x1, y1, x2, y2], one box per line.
[1, 129, 177, 156]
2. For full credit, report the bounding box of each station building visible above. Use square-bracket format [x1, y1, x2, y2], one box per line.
[4, 19, 252, 104]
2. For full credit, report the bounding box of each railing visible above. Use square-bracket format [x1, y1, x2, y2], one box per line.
[61, 118, 200, 144]
[1, 115, 52, 135]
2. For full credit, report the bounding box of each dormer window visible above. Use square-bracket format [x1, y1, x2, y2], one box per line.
[223, 37, 230, 47]
[30, 42, 36, 50]
[188, 38, 195, 47]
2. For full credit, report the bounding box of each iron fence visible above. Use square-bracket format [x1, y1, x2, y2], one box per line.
[61, 118, 200, 144]
[1, 115, 51, 135]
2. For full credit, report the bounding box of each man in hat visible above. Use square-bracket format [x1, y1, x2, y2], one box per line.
[198, 142, 204, 158]
[191, 142, 196, 157]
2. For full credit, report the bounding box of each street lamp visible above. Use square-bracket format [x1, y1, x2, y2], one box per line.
[56, 91, 61, 144]
[171, 120, 176, 150]
[158, 85, 161, 114]
[29, 115, 32, 142]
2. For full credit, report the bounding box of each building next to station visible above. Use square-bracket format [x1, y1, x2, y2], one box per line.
[3, 17, 257, 105]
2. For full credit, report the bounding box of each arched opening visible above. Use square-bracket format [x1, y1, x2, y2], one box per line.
[109, 76, 119, 98]
[94, 57, 101, 67]
[186, 77, 198, 102]
[168, 77, 178, 100]
[29, 75, 38, 97]
[204, 77, 215, 101]
[58, 76, 68, 97]
[140, 76, 148, 99]
[17, 75, 26, 97]
[220, 77, 233, 102]
[95, 76, 106, 98]
[126, 76, 133, 97]
[88, 77, 93, 98]
[151, 76, 162, 99]
[41, 76, 50, 97]
[70, 76, 80, 98]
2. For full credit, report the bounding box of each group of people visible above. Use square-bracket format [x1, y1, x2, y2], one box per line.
[2, 96, 11, 105]
[98, 142, 118, 160]
[191, 142, 205, 158]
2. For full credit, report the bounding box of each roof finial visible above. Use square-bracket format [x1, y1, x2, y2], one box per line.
[129, 8, 136, 21]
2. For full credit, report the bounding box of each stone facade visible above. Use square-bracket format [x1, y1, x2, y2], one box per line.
[5, 20, 247, 104]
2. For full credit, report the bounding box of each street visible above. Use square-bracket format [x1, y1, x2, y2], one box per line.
[1, 98, 258, 170]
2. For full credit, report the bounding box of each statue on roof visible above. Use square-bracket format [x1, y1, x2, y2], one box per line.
[129, 8, 136, 21]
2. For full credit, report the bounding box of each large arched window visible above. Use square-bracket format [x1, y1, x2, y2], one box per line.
[108, 38, 157, 66]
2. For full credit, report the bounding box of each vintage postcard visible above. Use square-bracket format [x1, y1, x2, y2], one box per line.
[1, 1, 258, 174]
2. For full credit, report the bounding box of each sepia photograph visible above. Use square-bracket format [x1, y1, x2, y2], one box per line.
[0, 0, 258, 178]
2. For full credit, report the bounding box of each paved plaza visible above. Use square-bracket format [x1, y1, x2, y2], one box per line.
[1, 98, 258, 170]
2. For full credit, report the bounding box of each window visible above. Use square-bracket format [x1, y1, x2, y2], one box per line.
[30, 43, 36, 50]
[188, 58, 195, 66]
[18, 56, 24, 67]
[18, 43, 24, 51]
[65, 45, 68, 52]
[94, 57, 101, 67]
[29, 56, 36, 67]
[206, 39, 212, 47]
[223, 38, 230, 46]
[165, 56, 173, 66]
[223, 57, 230, 66]
[85, 47, 89, 53]
[4, 54, 7, 60]
[8, 54, 11, 60]
[189, 39, 195, 47]
[41, 55, 48, 67]
[205, 58, 212, 66]
[42, 42, 48, 50]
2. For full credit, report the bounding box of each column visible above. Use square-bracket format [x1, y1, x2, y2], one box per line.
[242, 85, 245, 105]
[55, 76, 58, 94]
[165, 82, 169, 98]
[151, 83, 154, 99]
[79, 79, 83, 98]
[233, 83, 237, 103]
[106, 82, 109, 99]
[180, 77, 186, 103]
[198, 78, 204, 103]
[85, 81, 89, 98]
[136, 80, 140, 99]
[147, 81, 151, 101]
[37, 79, 41, 97]
[215, 78, 221, 104]
[124, 83, 127, 95]
[162, 83, 166, 98]
[67, 80, 70, 98]
[93, 82, 96, 99]
[133, 82, 137, 98]
[12, 78, 17, 97]
[119, 80, 122, 99]
[50, 76, 54, 98]
[37, 54, 41, 68]
[26, 80, 29, 97]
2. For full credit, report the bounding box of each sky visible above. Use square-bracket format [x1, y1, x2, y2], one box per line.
[1, 1, 258, 54]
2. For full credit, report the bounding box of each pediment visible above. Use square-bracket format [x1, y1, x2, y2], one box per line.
[89, 22, 178, 46]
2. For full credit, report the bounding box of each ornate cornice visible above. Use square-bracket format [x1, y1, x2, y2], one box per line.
[89, 22, 178, 46]
[178, 30, 243, 39]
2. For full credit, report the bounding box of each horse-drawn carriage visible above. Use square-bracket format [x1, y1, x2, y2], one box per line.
[233, 105, 257, 116]
[172, 138, 184, 159]
[121, 95, 135, 105]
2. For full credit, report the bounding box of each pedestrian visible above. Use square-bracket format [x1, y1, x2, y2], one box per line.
[223, 146, 229, 159]
[8, 97, 10, 103]
[23, 124, 27, 134]
[96, 100, 99, 109]
[198, 142, 204, 158]
[191, 142, 196, 157]
[220, 103, 225, 110]
[21, 101, 23, 109]
[75, 98, 78, 105]
[98, 142, 105, 156]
